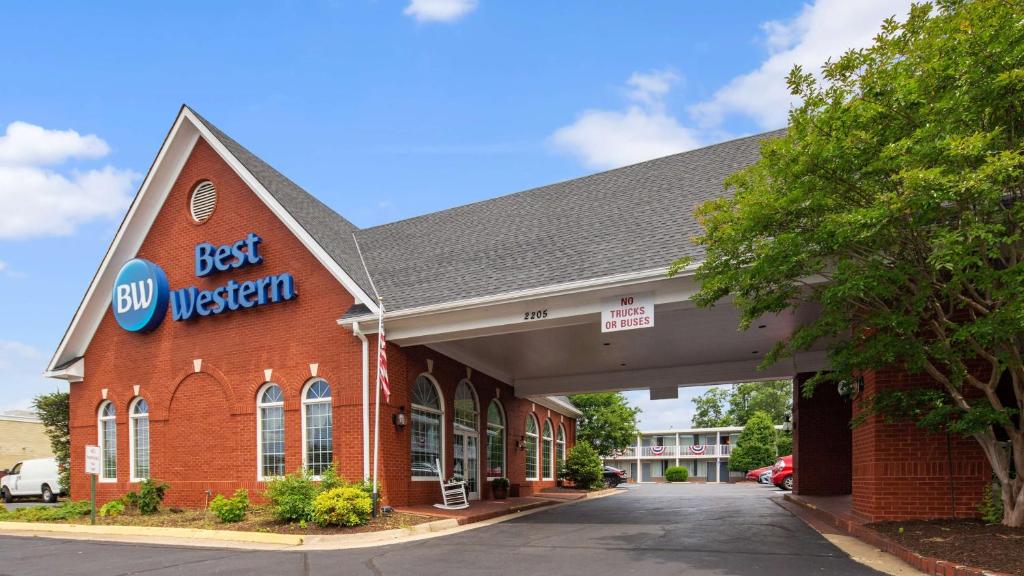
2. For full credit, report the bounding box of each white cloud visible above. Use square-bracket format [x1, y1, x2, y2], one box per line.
[0, 340, 63, 412]
[550, 69, 703, 170]
[0, 121, 138, 239]
[624, 385, 729, 430]
[551, 1, 912, 170]
[689, 0, 913, 130]
[404, 0, 478, 23]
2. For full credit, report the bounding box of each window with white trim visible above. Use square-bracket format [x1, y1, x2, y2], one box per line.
[302, 379, 333, 476]
[542, 420, 554, 480]
[557, 423, 567, 465]
[258, 383, 285, 479]
[525, 413, 539, 480]
[453, 380, 478, 432]
[129, 398, 150, 481]
[411, 375, 443, 478]
[98, 401, 116, 481]
[486, 400, 505, 479]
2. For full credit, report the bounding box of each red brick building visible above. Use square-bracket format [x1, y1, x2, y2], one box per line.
[46, 107, 991, 520]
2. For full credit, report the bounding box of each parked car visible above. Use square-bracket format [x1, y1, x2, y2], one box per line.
[771, 455, 794, 491]
[603, 465, 627, 487]
[746, 465, 773, 482]
[0, 457, 63, 503]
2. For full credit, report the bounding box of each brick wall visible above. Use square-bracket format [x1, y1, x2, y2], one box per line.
[792, 372, 852, 496]
[69, 138, 575, 507]
[851, 367, 990, 521]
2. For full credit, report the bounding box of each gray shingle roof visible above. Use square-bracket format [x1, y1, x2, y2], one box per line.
[189, 108, 377, 300]
[353, 130, 784, 311]
[194, 106, 781, 313]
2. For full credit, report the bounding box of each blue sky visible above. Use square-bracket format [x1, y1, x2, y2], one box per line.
[0, 0, 910, 426]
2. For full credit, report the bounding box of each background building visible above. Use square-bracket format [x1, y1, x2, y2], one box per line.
[0, 410, 53, 470]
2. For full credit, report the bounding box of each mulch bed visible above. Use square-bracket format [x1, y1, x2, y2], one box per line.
[870, 519, 1024, 575]
[59, 506, 434, 535]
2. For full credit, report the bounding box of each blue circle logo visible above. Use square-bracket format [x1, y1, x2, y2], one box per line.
[111, 259, 170, 332]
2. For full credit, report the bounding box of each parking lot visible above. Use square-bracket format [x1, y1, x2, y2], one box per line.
[0, 483, 884, 576]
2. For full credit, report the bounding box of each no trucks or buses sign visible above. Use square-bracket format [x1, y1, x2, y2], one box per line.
[601, 293, 654, 333]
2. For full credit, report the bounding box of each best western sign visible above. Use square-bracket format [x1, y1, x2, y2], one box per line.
[112, 232, 297, 332]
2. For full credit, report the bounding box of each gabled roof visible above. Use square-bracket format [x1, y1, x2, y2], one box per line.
[351, 129, 783, 312]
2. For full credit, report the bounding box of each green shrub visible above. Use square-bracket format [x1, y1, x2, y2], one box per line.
[3, 501, 91, 522]
[136, 479, 169, 515]
[563, 444, 604, 489]
[210, 489, 249, 523]
[978, 483, 1004, 524]
[318, 466, 344, 492]
[99, 500, 125, 517]
[491, 477, 510, 490]
[264, 470, 318, 522]
[311, 486, 372, 527]
[665, 466, 689, 482]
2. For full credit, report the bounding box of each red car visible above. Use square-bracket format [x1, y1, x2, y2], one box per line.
[771, 455, 793, 491]
[746, 465, 773, 482]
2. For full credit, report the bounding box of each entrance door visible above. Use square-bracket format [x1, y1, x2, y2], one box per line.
[453, 431, 480, 499]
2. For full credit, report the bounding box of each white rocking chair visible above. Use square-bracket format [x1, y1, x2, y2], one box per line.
[433, 458, 469, 510]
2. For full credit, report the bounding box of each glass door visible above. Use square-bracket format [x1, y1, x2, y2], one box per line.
[453, 431, 480, 499]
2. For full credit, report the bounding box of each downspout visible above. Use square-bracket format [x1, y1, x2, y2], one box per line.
[353, 322, 370, 481]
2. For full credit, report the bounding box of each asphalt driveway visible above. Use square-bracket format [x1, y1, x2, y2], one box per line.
[0, 483, 882, 576]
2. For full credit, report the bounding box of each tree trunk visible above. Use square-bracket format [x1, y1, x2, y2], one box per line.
[1002, 479, 1024, 528]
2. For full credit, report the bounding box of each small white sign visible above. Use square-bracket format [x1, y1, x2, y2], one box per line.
[85, 445, 101, 476]
[602, 292, 654, 332]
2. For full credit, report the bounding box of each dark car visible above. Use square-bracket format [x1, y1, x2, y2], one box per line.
[603, 465, 627, 487]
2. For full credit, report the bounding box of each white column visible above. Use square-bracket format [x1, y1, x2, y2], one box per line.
[675, 432, 680, 468]
[715, 430, 721, 484]
[635, 434, 642, 483]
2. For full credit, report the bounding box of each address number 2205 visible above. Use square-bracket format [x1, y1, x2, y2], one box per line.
[524, 309, 549, 321]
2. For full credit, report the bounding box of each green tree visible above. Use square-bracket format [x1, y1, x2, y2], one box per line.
[674, 0, 1024, 525]
[691, 387, 733, 428]
[727, 381, 792, 426]
[728, 412, 779, 472]
[32, 392, 70, 498]
[569, 393, 640, 456]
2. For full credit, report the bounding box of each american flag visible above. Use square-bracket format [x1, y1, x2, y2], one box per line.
[377, 304, 390, 401]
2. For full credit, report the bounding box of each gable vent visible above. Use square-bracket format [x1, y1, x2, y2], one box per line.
[189, 181, 217, 224]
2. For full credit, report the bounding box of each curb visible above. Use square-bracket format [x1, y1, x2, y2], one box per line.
[779, 495, 1013, 576]
[0, 521, 303, 546]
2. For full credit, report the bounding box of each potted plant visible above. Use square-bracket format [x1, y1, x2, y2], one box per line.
[491, 477, 510, 500]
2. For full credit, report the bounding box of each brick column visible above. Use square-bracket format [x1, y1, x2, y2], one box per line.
[792, 372, 853, 496]
[851, 367, 991, 521]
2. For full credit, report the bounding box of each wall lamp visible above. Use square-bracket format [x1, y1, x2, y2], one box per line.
[781, 411, 793, 432]
[515, 436, 526, 451]
[392, 406, 407, 430]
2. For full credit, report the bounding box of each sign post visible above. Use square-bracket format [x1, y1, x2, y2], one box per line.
[85, 445, 101, 525]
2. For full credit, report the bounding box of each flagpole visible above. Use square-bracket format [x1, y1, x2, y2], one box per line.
[371, 298, 383, 518]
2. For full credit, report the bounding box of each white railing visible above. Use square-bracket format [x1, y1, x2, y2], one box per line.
[605, 445, 734, 459]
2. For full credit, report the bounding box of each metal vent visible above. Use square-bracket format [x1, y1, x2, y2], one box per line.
[189, 181, 217, 223]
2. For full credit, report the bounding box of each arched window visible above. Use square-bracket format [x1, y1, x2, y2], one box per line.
[525, 413, 539, 480]
[129, 398, 150, 481]
[557, 423, 567, 465]
[486, 400, 505, 479]
[97, 401, 116, 481]
[411, 374, 443, 479]
[453, 380, 478, 432]
[257, 383, 285, 479]
[542, 420, 554, 480]
[302, 379, 333, 476]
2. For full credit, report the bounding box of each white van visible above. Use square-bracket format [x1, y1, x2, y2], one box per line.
[1, 457, 62, 503]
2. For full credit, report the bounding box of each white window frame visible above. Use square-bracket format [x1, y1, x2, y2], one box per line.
[542, 419, 554, 481]
[97, 401, 117, 483]
[411, 373, 445, 481]
[128, 397, 150, 483]
[301, 378, 333, 479]
[486, 399, 506, 481]
[256, 382, 285, 481]
[525, 413, 539, 481]
[557, 423, 567, 464]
